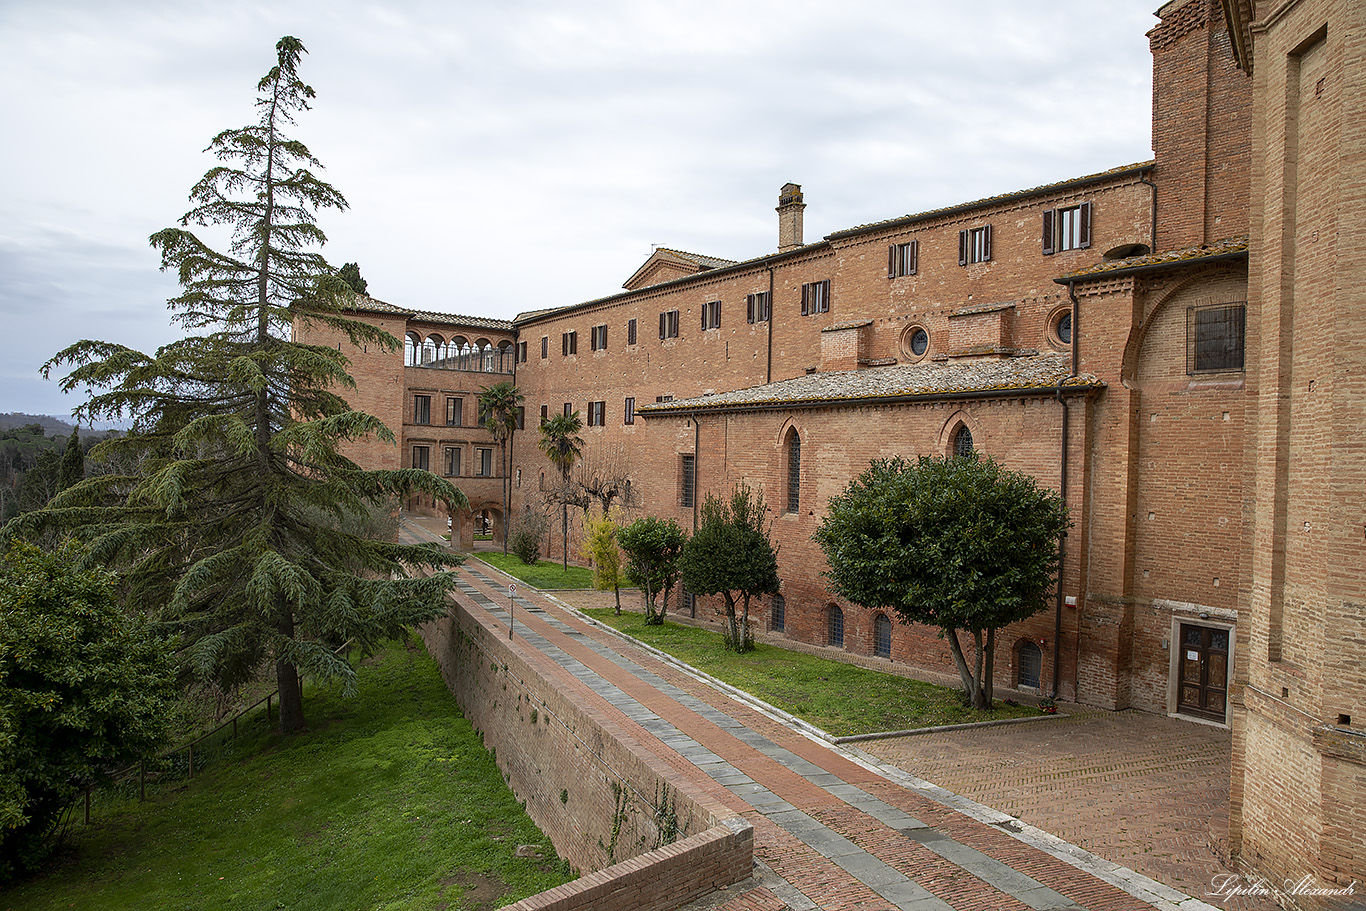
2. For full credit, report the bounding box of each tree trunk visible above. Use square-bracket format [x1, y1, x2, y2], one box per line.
[561, 502, 569, 571]
[983, 627, 996, 706]
[613, 579, 621, 616]
[275, 613, 305, 734]
[970, 629, 989, 709]
[739, 592, 753, 653]
[722, 592, 738, 651]
[944, 627, 978, 707]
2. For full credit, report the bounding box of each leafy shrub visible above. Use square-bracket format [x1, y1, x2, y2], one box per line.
[509, 507, 549, 565]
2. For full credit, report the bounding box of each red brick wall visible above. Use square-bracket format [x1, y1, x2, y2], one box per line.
[1234, 0, 1366, 900]
[1149, 0, 1251, 252]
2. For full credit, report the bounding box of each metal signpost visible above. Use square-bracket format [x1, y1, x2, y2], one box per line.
[508, 583, 517, 638]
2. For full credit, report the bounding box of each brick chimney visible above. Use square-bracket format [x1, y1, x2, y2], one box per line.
[777, 183, 805, 252]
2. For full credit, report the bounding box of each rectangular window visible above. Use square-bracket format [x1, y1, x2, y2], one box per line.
[540, 404, 549, 424]
[413, 395, 431, 425]
[515, 406, 525, 430]
[679, 454, 696, 509]
[476, 448, 493, 477]
[563, 402, 572, 417]
[959, 225, 993, 265]
[800, 280, 830, 315]
[445, 397, 462, 427]
[659, 309, 680, 339]
[701, 300, 721, 331]
[562, 331, 577, 356]
[655, 395, 673, 403]
[746, 292, 771, 323]
[477, 401, 490, 427]
[1188, 304, 1246, 373]
[627, 318, 638, 345]
[444, 446, 461, 477]
[888, 240, 919, 277]
[587, 401, 606, 426]
[591, 324, 608, 351]
[516, 340, 527, 363]
[1042, 202, 1092, 255]
[412, 445, 430, 471]
[540, 336, 548, 359]
[624, 396, 635, 425]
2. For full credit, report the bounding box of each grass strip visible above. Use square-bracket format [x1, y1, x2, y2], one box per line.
[474, 552, 597, 590]
[582, 608, 1038, 737]
[0, 639, 573, 911]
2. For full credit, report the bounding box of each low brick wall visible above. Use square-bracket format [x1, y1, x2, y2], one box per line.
[420, 597, 753, 911]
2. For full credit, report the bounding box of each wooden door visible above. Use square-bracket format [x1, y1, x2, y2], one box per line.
[1178, 624, 1229, 721]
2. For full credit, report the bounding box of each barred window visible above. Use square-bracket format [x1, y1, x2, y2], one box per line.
[874, 613, 892, 658]
[785, 430, 801, 513]
[771, 593, 786, 632]
[1187, 304, 1246, 373]
[953, 425, 974, 458]
[679, 454, 696, 508]
[828, 604, 845, 648]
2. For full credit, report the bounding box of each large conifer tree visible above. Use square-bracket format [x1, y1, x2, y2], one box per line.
[8, 37, 465, 733]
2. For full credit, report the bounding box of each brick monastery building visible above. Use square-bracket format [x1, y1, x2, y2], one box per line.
[300, 0, 1363, 900]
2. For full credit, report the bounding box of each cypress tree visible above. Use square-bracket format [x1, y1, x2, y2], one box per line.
[8, 37, 465, 733]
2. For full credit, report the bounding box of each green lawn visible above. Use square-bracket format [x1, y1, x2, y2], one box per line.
[0, 640, 573, 911]
[582, 609, 1039, 737]
[474, 552, 598, 590]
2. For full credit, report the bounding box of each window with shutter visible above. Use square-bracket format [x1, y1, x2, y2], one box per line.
[627, 318, 637, 345]
[1045, 202, 1092, 254]
[701, 300, 721, 330]
[800, 281, 829, 315]
[961, 226, 992, 265]
[888, 241, 917, 277]
[624, 397, 635, 425]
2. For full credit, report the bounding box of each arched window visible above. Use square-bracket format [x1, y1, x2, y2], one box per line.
[1017, 640, 1042, 689]
[785, 429, 801, 513]
[953, 424, 974, 458]
[874, 613, 892, 658]
[421, 335, 439, 365]
[770, 593, 786, 633]
[827, 604, 844, 648]
[404, 332, 421, 366]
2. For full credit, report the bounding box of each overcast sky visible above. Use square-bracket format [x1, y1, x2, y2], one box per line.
[1, 1, 1157, 419]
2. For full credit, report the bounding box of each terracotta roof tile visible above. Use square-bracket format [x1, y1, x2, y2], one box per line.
[640, 353, 1100, 415]
[1059, 235, 1249, 281]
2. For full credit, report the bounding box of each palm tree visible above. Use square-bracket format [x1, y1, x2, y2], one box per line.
[539, 411, 583, 570]
[479, 380, 522, 554]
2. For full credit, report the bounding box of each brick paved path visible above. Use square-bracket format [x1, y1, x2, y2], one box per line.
[418, 580, 1215, 906]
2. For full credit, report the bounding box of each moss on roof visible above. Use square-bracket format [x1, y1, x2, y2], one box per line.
[641, 353, 1100, 416]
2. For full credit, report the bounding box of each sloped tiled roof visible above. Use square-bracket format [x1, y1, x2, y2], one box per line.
[622, 246, 739, 291]
[348, 295, 514, 331]
[640, 353, 1100, 416]
[1058, 235, 1249, 282]
[827, 162, 1155, 240]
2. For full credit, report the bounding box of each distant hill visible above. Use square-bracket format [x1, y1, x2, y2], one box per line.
[0, 413, 74, 435]
[0, 413, 130, 434]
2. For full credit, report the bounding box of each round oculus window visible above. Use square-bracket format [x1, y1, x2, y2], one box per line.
[908, 327, 929, 357]
[1055, 311, 1073, 345]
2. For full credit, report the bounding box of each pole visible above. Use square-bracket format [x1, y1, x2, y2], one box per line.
[508, 583, 517, 639]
